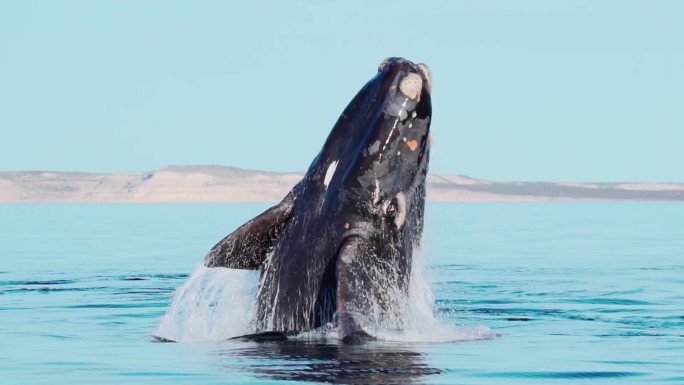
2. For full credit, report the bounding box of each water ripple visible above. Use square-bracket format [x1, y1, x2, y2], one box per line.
[479, 371, 647, 379]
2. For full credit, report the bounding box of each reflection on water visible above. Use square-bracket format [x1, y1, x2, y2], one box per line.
[217, 339, 440, 384]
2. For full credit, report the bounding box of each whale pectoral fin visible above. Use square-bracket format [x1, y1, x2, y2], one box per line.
[335, 236, 378, 340]
[204, 193, 294, 269]
[336, 236, 409, 341]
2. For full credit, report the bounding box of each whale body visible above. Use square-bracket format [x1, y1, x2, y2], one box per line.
[205, 57, 432, 341]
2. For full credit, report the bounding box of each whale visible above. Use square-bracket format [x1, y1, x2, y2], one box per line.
[205, 57, 432, 341]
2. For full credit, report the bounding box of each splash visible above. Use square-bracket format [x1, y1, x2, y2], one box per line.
[294, 249, 496, 343]
[371, 249, 496, 342]
[154, 265, 259, 342]
[155, 252, 495, 343]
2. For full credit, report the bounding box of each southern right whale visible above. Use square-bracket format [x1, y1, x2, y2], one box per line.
[205, 57, 432, 341]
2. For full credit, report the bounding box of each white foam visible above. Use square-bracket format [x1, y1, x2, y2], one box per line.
[275, 249, 495, 344]
[154, 265, 259, 342]
[155, 253, 495, 344]
[372, 248, 496, 342]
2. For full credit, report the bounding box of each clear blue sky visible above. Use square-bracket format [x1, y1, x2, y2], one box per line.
[1, 1, 682, 181]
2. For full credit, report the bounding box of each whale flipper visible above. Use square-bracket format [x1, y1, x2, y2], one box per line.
[204, 193, 294, 269]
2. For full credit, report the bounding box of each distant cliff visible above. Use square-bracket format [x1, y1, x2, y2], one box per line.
[1, 165, 683, 203]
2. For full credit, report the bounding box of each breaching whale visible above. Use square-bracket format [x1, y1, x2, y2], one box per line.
[205, 57, 432, 341]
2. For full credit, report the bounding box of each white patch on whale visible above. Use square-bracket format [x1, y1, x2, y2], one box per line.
[373, 180, 380, 204]
[417, 63, 432, 93]
[399, 73, 423, 100]
[323, 160, 338, 189]
[383, 98, 409, 150]
[367, 140, 380, 155]
[340, 253, 353, 265]
[394, 192, 407, 228]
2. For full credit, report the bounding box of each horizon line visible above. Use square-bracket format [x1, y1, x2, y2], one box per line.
[1, 164, 684, 184]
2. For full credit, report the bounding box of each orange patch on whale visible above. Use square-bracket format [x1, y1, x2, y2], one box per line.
[406, 139, 418, 151]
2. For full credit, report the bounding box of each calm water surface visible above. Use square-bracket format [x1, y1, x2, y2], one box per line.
[1, 203, 683, 384]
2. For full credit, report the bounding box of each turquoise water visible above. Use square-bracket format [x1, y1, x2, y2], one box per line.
[1, 203, 682, 384]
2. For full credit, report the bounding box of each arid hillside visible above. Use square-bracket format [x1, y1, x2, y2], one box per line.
[1, 165, 683, 203]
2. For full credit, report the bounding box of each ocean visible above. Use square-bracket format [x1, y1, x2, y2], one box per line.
[1, 203, 682, 384]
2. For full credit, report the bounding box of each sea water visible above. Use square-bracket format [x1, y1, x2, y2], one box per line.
[1, 203, 682, 384]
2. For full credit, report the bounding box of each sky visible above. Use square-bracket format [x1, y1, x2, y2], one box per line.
[1, 1, 682, 182]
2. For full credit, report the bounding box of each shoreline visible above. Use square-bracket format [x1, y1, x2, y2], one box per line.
[2, 165, 683, 203]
